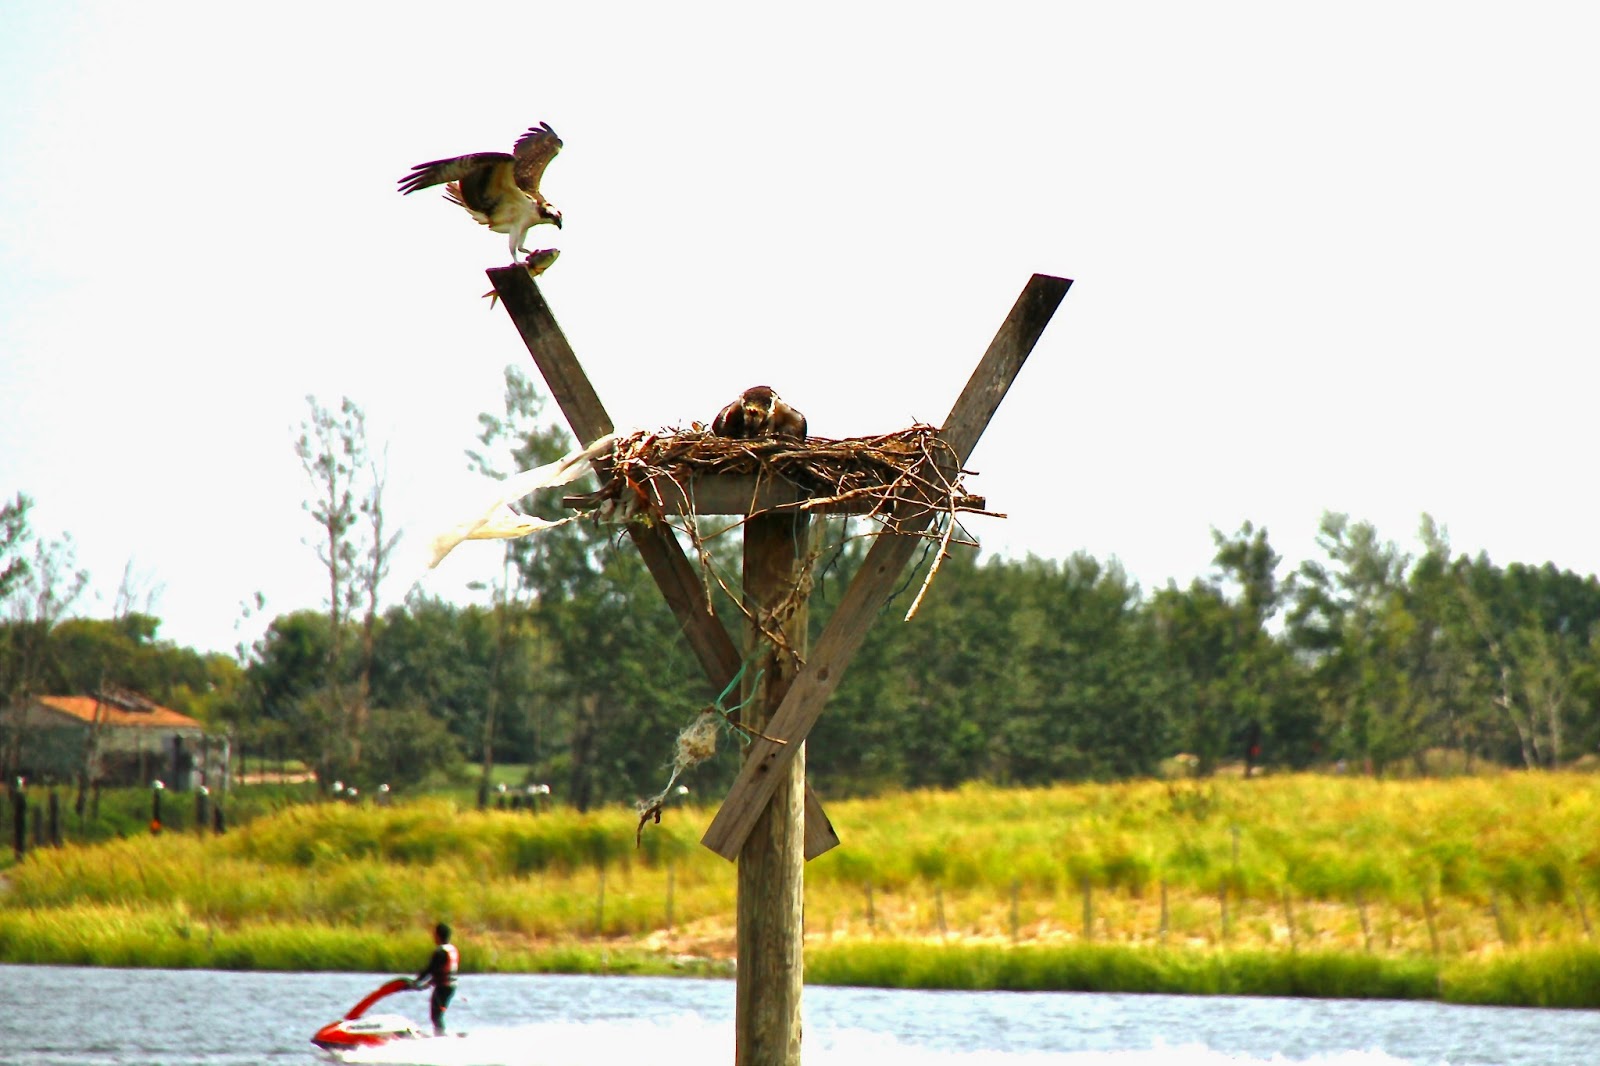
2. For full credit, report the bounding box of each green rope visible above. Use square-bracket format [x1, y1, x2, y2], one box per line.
[714, 659, 749, 710]
[714, 662, 765, 724]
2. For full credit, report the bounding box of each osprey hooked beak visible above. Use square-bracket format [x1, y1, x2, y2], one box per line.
[545, 205, 564, 229]
[711, 385, 808, 441]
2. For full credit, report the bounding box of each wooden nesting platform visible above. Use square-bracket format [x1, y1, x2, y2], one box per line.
[484, 261, 1071, 865]
[486, 261, 1070, 1066]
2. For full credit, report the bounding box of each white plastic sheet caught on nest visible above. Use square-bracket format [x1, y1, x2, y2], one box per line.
[426, 433, 618, 569]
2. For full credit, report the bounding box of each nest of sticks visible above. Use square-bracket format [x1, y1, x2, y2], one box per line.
[565, 424, 1000, 630]
[566, 424, 995, 534]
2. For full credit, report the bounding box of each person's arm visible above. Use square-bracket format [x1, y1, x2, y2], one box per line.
[413, 947, 441, 988]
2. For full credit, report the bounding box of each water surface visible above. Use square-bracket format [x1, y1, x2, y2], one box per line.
[2, 964, 1595, 1065]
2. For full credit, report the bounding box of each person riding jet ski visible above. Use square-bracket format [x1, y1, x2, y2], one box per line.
[410, 921, 459, 1035]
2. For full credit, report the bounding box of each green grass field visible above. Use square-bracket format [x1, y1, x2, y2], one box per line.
[6, 772, 1600, 1006]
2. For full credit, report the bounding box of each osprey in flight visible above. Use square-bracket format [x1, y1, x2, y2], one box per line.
[712, 386, 808, 441]
[399, 123, 564, 261]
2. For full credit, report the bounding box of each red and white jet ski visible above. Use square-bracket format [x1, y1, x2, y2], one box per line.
[312, 977, 426, 1054]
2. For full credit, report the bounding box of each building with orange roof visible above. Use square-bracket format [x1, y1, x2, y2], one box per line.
[2, 690, 208, 788]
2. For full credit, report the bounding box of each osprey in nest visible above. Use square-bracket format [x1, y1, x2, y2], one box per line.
[399, 123, 564, 261]
[712, 386, 807, 441]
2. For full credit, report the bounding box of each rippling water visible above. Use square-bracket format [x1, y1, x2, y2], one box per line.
[2, 964, 1597, 1066]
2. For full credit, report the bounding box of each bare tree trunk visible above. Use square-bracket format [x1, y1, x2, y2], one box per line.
[1, 511, 88, 778]
[1493, 664, 1541, 770]
[568, 694, 601, 813]
[81, 688, 107, 796]
[478, 596, 509, 810]
[353, 452, 397, 767]
[297, 396, 394, 777]
[1458, 579, 1543, 770]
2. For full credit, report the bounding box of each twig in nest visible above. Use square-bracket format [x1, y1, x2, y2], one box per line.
[716, 708, 788, 748]
[902, 435, 968, 621]
[905, 511, 961, 622]
[678, 506, 719, 615]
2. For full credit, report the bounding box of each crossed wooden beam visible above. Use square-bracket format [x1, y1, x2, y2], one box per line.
[487, 267, 1071, 861]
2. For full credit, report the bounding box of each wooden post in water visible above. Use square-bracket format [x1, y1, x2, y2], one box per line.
[736, 511, 810, 1066]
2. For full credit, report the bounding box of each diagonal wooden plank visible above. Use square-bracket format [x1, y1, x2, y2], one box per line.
[486, 266, 741, 682]
[939, 275, 1076, 462]
[487, 266, 841, 858]
[700, 274, 1072, 860]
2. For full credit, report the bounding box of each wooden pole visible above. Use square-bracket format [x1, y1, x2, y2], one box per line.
[736, 511, 810, 1066]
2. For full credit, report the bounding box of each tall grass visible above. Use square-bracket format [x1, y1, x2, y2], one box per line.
[6, 774, 1600, 1004]
[0, 902, 728, 977]
[807, 940, 1441, 1001]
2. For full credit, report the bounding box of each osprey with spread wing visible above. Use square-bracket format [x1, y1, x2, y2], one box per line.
[399, 122, 564, 261]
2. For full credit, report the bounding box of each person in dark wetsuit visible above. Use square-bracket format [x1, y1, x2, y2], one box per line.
[411, 921, 459, 1034]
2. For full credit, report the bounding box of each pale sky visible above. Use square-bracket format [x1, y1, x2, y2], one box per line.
[3, 2, 1597, 656]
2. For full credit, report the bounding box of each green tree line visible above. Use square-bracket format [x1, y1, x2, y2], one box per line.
[5, 370, 1599, 805]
